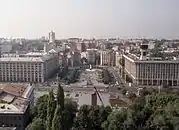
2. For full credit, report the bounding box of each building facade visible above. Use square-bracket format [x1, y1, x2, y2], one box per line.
[115, 52, 121, 67]
[0, 43, 12, 53]
[49, 31, 55, 43]
[86, 49, 97, 65]
[0, 54, 59, 83]
[100, 50, 116, 66]
[0, 83, 34, 130]
[123, 54, 179, 87]
[76, 42, 86, 52]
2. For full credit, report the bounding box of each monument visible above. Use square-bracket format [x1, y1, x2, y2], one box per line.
[90, 64, 92, 70]
[86, 64, 95, 72]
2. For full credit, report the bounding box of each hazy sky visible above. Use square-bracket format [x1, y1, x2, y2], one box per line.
[0, 0, 179, 39]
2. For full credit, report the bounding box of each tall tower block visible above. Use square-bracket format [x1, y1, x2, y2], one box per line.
[49, 31, 55, 43]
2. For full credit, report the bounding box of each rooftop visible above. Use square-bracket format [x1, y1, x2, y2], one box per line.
[123, 53, 139, 62]
[1, 53, 19, 58]
[124, 53, 179, 63]
[0, 83, 33, 114]
[0, 127, 16, 130]
[87, 48, 98, 51]
[65, 91, 110, 107]
[0, 97, 28, 113]
[0, 54, 53, 62]
[0, 83, 31, 98]
[25, 52, 46, 56]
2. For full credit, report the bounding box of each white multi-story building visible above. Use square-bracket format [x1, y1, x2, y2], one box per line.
[1, 53, 19, 58]
[100, 50, 116, 66]
[123, 53, 179, 86]
[0, 43, 12, 53]
[115, 52, 122, 67]
[86, 49, 97, 65]
[49, 31, 55, 43]
[77, 42, 86, 52]
[0, 54, 59, 83]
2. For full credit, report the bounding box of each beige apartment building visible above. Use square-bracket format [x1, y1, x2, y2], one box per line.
[0, 54, 59, 83]
[123, 53, 179, 87]
[100, 50, 116, 66]
[87, 49, 97, 65]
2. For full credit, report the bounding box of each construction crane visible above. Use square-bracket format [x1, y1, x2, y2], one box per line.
[87, 77, 104, 106]
[93, 86, 104, 106]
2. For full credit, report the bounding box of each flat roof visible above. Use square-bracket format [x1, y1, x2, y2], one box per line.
[124, 53, 179, 63]
[0, 127, 16, 130]
[25, 52, 46, 56]
[0, 83, 28, 97]
[0, 54, 53, 62]
[0, 83, 32, 114]
[87, 48, 98, 51]
[0, 92, 15, 103]
[65, 91, 110, 107]
[0, 97, 28, 114]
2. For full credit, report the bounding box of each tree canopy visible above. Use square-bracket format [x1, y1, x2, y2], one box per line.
[27, 118, 45, 130]
[103, 93, 179, 130]
[73, 105, 112, 130]
[28, 89, 179, 130]
[52, 84, 65, 130]
[28, 86, 77, 130]
[46, 90, 56, 130]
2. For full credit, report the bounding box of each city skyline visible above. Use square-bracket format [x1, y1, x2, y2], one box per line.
[0, 0, 179, 39]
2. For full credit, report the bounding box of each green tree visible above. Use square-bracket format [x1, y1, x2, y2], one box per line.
[103, 93, 179, 130]
[89, 106, 101, 129]
[127, 92, 137, 101]
[73, 105, 112, 130]
[57, 83, 64, 109]
[46, 89, 56, 130]
[106, 43, 112, 49]
[64, 99, 78, 130]
[73, 105, 92, 130]
[52, 105, 63, 130]
[52, 83, 65, 130]
[28, 94, 49, 130]
[27, 118, 45, 130]
[151, 41, 164, 58]
[102, 69, 112, 84]
[30, 91, 78, 130]
[99, 106, 112, 123]
[35, 94, 49, 120]
[102, 109, 128, 130]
